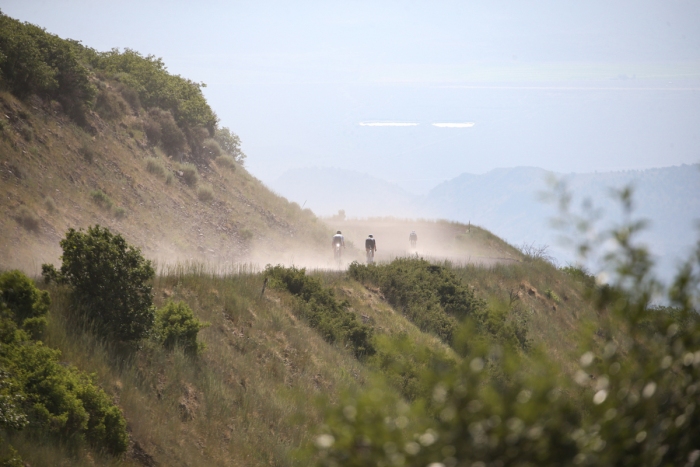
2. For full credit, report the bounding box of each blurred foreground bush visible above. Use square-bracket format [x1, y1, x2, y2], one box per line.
[305, 191, 700, 467]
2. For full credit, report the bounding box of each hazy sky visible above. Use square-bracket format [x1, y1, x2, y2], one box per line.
[3, 1, 700, 193]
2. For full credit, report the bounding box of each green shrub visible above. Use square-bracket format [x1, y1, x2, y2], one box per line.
[215, 154, 236, 170]
[44, 225, 155, 342]
[544, 287, 560, 302]
[145, 157, 165, 177]
[44, 196, 57, 213]
[93, 86, 129, 121]
[78, 142, 95, 163]
[19, 125, 33, 142]
[179, 163, 199, 187]
[165, 172, 173, 185]
[0, 270, 49, 338]
[265, 265, 375, 358]
[197, 184, 213, 202]
[13, 206, 39, 232]
[201, 138, 222, 159]
[89, 190, 112, 210]
[561, 265, 596, 289]
[154, 301, 207, 355]
[113, 206, 126, 219]
[214, 126, 246, 165]
[349, 258, 485, 345]
[146, 108, 185, 156]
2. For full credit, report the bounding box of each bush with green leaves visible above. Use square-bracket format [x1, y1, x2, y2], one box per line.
[215, 154, 237, 170]
[0, 270, 50, 339]
[349, 259, 490, 346]
[0, 271, 128, 456]
[265, 265, 375, 358]
[179, 162, 199, 187]
[305, 191, 700, 467]
[0, 13, 96, 124]
[43, 225, 155, 342]
[89, 189, 113, 210]
[154, 300, 207, 355]
[214, 126, 246, 165]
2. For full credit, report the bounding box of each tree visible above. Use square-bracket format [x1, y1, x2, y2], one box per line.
[214, 126, 246, 165]
[45, 225, 155, 342]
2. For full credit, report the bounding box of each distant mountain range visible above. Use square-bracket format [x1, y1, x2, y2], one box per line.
[271, 164, 700, 281]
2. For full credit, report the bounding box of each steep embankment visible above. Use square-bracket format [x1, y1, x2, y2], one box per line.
[0, 90, 330, 272]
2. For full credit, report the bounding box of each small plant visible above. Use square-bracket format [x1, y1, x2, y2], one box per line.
[202, 138, 222, 159]
[79, 143, 95, 163]
[165, 172, 173, 185]
[14, 206, 40, 232]
[90, 190, 113, 209]
[19, 124, 33, 142]
[145, 157, 166, 177]
[240, 228, 254, 241]
[154, 300, 208, 355]
[114, 206, 126, 219]
[44, 196, 57, 213]
[0, 270, 50, 338]
[215, 154, 236, 170]
[544, 288, 560, 302]
[197, 184, 214, 202]
[43, 225, 155, 342]
[179, 162, 199, 187]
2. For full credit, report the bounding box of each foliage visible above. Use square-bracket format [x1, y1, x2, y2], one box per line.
[214, 127, 246, 165]
[89, 190, 113, 210]
[349, 258, 487, 345]
[305, 190, 700, 466]
[145, 156, 166, 177]
[43, 225, 155, 342]
[179, 162, 199, 187]
[215, 154, 236, 170]
[0, 272, 127, 456]
[91, 48, 217, 133]
[154, 300, 207, 355]
[561, 265, 596, 289]
[0, 13, 95, 124]
[265, 266, 375, 358]
[144, 108, 186, 156]
[197, 184, 214, 202]
[13, 206, 39, 232]
[201, 138, 222, 160]
[0, 270, 49, 339]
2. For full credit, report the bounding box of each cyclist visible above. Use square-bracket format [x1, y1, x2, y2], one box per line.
[365, 234, 377, 264]
[332, 231, 345, 259]
[409, 231, 417, 248]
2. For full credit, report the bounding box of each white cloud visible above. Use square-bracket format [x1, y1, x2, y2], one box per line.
[432, 122, 475, 128]
[359, 122, 419, 127]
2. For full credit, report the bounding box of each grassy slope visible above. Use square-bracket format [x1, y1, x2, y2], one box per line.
[0, 90, 329, 274]
[0, 89, 603, 466]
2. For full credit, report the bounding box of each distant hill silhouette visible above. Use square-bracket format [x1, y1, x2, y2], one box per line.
[270, 165, 700, 281]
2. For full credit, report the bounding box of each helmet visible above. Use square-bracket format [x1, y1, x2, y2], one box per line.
[337, 231, 342, 234]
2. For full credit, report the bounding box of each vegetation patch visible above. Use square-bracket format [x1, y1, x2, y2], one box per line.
[0, 271, 128, 458]
[42, 225, 155, 342]
[13, 206, 40, 232]
[154, 300, 208, 355]
[215, 154, 236, 170]
[145, 156, 166, 178]
[44, 196, 57, 213]
[178, 163, 199, 187]
[89, 190, 113, 210]
[265, 265, 375, 358]
[197, 184, 214, 202]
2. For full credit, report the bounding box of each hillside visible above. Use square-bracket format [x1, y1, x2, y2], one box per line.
[1, 13, 699, 467]
[0, 90, 332, 272]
